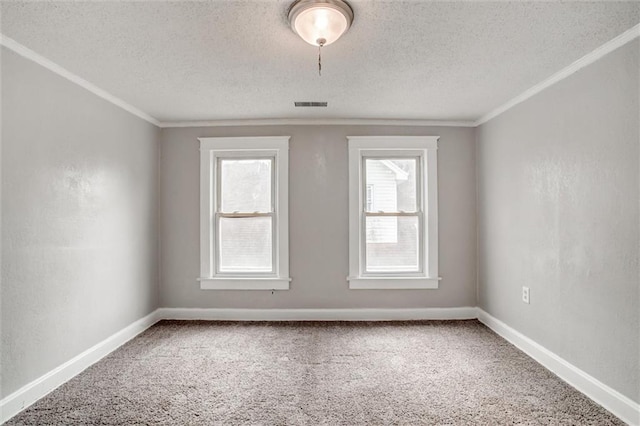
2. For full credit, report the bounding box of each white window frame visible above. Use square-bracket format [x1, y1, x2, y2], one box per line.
[347, 136, 440, 290]
[198, 136, 290, 290]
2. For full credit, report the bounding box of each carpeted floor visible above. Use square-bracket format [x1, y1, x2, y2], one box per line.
[6, 320, 624, 425]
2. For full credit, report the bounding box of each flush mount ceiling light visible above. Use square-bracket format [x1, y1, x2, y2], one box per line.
[288, 0, 354, 75]
[288, 0, 354, 47]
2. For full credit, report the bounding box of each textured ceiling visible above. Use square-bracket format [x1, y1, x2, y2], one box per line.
[2, 1, 639, 123]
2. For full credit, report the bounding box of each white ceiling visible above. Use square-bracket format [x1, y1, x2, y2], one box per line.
[2, 1, 639, 125]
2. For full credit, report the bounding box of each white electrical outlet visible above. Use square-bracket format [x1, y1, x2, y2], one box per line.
[522, 286, 530, 304]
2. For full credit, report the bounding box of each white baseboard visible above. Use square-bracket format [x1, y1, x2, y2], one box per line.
[0, 306, 475, 423]
[477, 309, 640, 426]
[157, 307, 478, 321]
[0, 310, 161, 424]
[4, 307, 637, 426]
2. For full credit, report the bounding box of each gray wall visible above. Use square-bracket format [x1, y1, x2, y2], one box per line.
[1, 48, 160, 397]
[477, 40, 639, 402]
[161, 125, 476, 309]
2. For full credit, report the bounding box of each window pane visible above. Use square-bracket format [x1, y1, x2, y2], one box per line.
[220, 159, 272, 212]
[219, 216, 272, 272]
[365, 215, 419, 272]
[364, 158, 417, 212]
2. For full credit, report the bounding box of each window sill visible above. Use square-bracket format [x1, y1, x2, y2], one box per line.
[347, 276, 440, 290]
[198, 277, 291, 290]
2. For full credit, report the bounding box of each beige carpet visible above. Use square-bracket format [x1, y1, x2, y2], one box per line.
[6, 320, 623, 425]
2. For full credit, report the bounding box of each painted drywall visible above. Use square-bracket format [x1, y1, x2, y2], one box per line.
[160, 125, 476, 309]
[1, 47, 160, 397]
[477, 40, 639, 402]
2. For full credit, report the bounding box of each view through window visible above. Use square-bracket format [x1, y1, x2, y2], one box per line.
[364, 157, 420, 273]
[217, 158, 274, 273]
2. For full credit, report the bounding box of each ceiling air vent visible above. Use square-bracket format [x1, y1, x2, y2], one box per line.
[294, 101, 328, 107]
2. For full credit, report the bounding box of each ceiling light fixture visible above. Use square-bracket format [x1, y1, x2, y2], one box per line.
[288, 0, 354, 76]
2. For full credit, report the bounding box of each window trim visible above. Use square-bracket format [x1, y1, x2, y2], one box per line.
[198, 136, 290, 290]
[347, 136, 440, 290]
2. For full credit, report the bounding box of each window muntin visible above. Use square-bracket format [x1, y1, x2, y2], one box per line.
[347, 136, 439, 290]
[199, 136, 290, 290]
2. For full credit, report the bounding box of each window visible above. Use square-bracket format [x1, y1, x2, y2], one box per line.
[199, 137, 290, 290]
[347, 136, 439, 289]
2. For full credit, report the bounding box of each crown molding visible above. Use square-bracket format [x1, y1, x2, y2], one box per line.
[0, 34, 161, 127]
[4, 21, 638, 131]
[159, 118, 476, 128]
[475, 23, 640, 126]
[0, 36, 472, 129]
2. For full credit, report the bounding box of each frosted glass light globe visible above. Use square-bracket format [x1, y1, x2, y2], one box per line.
[289, 0, 354, 47]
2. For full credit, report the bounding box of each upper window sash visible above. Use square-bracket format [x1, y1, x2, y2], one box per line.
[362, 155, 422, 214]
[216, 156, 275, 214]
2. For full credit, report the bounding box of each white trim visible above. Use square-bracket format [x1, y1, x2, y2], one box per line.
[347, 136, 439, 289]
[347, 135, 439, 150]
[347, 277, 440, 290]
[4, 307, 637, 425]
[198, 137, 290, 287]
[0, 310, 161, 424]
[476, 23, 640, 126]
[199, 278, 290, 290]
[0, 34, 160, 127]
[199, 136, 291, 151]
[4, 23, 638, 131]
[477, 309, 640, 426]
[160, 118, 476, 128]
[157, 307, 478, 321]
